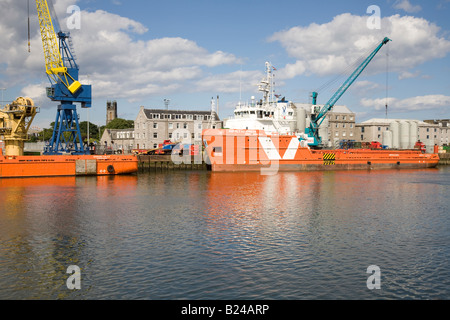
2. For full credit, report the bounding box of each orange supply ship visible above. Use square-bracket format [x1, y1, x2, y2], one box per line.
[202, 129, 440, 172]
[0, 153, 138, 178]
[0, 97, 138, 178]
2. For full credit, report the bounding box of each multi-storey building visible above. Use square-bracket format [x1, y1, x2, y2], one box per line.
[133, 107, 222, 149]
[294, 103, 357, 147]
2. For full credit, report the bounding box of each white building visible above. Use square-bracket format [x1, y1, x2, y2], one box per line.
[356, 118, 450, 149]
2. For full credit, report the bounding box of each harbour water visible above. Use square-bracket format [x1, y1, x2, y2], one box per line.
[0, 166, 449, 300]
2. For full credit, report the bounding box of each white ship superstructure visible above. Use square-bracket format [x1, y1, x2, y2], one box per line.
[224, 62, 298, 135]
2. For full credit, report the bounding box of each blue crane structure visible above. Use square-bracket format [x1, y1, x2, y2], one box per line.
[305, 37, 391, 147]
[36, 0, 92, 155]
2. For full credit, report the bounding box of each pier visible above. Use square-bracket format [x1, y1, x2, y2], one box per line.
[438, 153, 450, 165]
[137, 154, 208, 172]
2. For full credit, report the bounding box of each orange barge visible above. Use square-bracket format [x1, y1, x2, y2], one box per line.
[0, 154, 138, 178]
[203, 129, 440, 172]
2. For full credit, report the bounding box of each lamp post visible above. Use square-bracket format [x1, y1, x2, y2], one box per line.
[0, 88, 5, 107]
[164, 99, 170, 141]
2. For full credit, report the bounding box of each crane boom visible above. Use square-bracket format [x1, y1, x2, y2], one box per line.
[35, 0, 80, 94]
[306, 37, 391, 147]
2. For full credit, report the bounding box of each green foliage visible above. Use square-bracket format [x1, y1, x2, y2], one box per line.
[106, 118, 134, 129]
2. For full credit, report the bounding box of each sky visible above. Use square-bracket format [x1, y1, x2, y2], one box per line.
[0, 0, 449, 130]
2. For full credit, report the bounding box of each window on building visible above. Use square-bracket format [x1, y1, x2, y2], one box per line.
[343, 123, 346, 128]
[198, 123, 202, 130]
[336, 124, 339, 128]
[169, 133, 172, 139]
[153, 144, 158, 148]
[169, 123, 173, 129]
[361, 127, 365, 133]
[153, 123, 158, 129]
[153, 133, 158, 138]
[336, 116, 339, 120]
[343, 116, 346, 121]
[378, 127, 381, 131]
[183, 123, 187, 129]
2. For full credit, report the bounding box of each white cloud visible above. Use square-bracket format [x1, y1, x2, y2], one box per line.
[393, 0, 422, 13]
[269, 13, 450, 79]
[0, 0, 242, 104]
[194, 70, 263, 94]
[361, 95, 450, 112]
[398, 70, 421, 80]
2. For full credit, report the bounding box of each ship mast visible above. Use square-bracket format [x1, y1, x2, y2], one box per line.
[258, 62, 276, 106]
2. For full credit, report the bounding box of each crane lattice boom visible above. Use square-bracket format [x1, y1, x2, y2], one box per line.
[35, 0, 80, 94]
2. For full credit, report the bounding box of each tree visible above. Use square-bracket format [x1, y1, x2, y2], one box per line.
[106, 118, 134, 129]
[79, 121, 100, 141]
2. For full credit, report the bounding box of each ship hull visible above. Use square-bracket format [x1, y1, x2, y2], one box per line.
[0, 154, 138, 178]
[203, 129, 440, 172]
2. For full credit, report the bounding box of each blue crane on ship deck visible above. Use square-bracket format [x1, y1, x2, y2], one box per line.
[35, 0, 92, 155]
[305, 37, 391, 147]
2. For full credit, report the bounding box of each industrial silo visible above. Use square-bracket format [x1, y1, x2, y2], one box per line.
[296, 107, 306, 133]
[319, 118, 329, 146]
[399, 121, 410, 149]
[389, 121, 400, 149]
[409, 121, 418, 148]
[382, 130, 393, 148]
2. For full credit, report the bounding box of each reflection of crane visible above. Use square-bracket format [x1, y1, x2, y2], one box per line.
[35, 0, 91, 154]
[306, 37, 391, 147]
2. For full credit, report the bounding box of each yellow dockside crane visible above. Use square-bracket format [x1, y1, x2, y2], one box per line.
[0, 97, 38, 156]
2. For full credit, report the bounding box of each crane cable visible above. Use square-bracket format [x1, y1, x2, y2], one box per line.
[385, 43, 389, 119]
[28, 0, 31, 52]
[314, 39, 381, 95]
